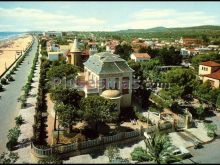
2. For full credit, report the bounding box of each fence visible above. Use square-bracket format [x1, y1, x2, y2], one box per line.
[31, 121, 176, 158]
[31, 129, 141, 158]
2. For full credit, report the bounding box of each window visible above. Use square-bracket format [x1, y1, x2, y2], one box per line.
[122, 77, 129, 94]
[115, 78, 119, 89]
[101, 79, 106, 91]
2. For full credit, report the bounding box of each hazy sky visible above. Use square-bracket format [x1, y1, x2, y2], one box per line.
[0, 1, 220, 32]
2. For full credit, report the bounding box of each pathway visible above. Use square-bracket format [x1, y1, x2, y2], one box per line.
[0, 36, 37, 153]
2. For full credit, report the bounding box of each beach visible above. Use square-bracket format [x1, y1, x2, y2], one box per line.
[0, 35, 33, 76]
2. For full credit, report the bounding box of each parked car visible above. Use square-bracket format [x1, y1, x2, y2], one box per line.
[172, 146, 192, 159]
[163, 146, 192, 163]
[194, 140, 203, 149]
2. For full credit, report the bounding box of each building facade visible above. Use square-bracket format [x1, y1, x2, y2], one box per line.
[82, 52, 134, 108]
[199, 61, 220, 88]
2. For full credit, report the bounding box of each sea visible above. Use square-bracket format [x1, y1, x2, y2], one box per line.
[0, 32, 27, 41]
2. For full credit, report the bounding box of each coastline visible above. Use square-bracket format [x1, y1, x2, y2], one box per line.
[0, 34, 33, 77]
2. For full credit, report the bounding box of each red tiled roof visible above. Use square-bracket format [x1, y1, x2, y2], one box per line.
[201, 61, 220, 67]
[204, 69, 220, 80]
[132, 53, 151, 59]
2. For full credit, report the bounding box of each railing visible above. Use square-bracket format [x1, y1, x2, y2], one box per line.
[31, 129, 141, 157]
[31, 121, 175, 158]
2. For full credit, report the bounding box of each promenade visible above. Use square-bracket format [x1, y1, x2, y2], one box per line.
[0, 36, 38, 153]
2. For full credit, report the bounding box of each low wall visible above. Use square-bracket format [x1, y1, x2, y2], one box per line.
[31, 129, 143, 159]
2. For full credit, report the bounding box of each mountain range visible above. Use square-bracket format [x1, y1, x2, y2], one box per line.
[116, 25, 220, 33]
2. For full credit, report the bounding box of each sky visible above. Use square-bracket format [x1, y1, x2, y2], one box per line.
[0, 1, 220, 32]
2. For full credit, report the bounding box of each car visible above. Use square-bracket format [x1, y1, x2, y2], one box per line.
[163, 146, 192, 163]
[194, 140, 203, 149]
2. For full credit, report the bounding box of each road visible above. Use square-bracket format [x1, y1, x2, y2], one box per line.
[177, 112, 220, 164]
[0, 36, 38, 153]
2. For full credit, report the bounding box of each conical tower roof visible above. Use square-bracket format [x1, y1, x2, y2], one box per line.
[70, 36, 81, 52]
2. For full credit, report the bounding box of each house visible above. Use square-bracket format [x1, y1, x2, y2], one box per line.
[130, 53, 151, 62]
[208, 45, 219, 50]
[81, 52, 134, 109]
[199, 61, 220, 88]
[180, 48, 198, 56]
[44, 31, 62, 38]
[48, 52, 64, 61]
[179, 37, 202, 47]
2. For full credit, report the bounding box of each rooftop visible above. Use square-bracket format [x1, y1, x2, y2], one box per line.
[200, 61, 220, 67]
[203, 69, 220, 80]
[132, 53, 151, 59]
[83, 52, 134, 75]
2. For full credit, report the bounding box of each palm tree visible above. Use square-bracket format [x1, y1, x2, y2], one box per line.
[144, 132, 181, 164]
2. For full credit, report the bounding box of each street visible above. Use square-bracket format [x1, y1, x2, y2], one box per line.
[177, 112, 220, 164]
[0, 37, 38, 153]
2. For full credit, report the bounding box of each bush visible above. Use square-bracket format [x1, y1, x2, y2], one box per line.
[1, 78, 7, 85]
[131, 147, 149, 162]
[0, 84, 3, 91]
[204, 123, 217, 138]
[6, 74, 10, 79]
[6, 127, 21, 150]
[15, 115, 24, 126]
[7, 75, 14, 81]
[6, 140, 17, 151]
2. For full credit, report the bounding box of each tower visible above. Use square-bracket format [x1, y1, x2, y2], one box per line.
[89, 44, 98, 56]
[70, 36, 82, 67]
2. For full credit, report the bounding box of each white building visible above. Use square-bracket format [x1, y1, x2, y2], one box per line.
[82, 52, 134, 109]
[130, 53, 151, 62]
[48, 52, 64, 61]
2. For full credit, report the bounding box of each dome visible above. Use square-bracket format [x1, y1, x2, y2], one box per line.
[101, 89, 121, 98]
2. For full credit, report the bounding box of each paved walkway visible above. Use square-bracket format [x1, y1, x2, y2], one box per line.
[0, 37, 37, 153]
[176, 112, 220, 164]
[14, 44, 41, 163]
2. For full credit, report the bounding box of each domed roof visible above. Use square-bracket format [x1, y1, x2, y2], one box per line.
[101, 89, 121, 98]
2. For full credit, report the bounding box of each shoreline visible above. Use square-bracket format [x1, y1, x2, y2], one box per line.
[0, 34, 33, 77]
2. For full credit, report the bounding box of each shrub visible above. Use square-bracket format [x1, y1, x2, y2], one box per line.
[6, 127, 21, 150]
[6, 74, 10, 79]
[0, 84, 3, 91]
[1, 78, 7, 85]
[7, 75, 14, 81]
[15, 115, 24, 126]
[204, 123, 217, 138]
[131, 147, 149, 162]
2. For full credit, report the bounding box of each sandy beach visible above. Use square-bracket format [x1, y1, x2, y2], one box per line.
[0, 35, 33, 76]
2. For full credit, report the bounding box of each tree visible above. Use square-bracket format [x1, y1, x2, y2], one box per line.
[158, 46, 182, 66]
[216, 94, 220, 109]
[196, 105, 205, 120]
[114, 44, 133, 60]
[143, 132, 181, 164]
[0, 152, 19, 164]
[6, 127, 21, 150]
[80, 96, 118, 132]
[104, 145, 120, 162]
[127, 60, 143, 79]
[15, 115, 24, 126]
[46, 64, 79, 82]
[50, 86, 82, 107]
[55, 103, 80, 133]
[164, 68, 197, 98]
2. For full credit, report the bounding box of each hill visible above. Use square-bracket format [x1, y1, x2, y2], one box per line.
[116, 25, 220, 33]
